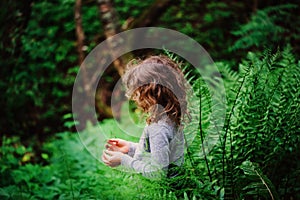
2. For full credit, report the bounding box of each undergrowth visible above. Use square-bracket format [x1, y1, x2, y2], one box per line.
[1, 46, 299, 199]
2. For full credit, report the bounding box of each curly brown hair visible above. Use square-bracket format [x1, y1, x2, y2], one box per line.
[122, 55, 188, 127]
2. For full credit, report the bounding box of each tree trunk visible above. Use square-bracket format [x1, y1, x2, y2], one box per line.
[96, 0, 128, 120]
[75, 0, 88, 90]
[74, 0, 98, 130]
[98, 0, 125, 75]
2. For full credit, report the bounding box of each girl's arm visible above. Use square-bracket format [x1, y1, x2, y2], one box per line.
[121, 125, 171, 178]
[127, 141, 138, 157]
[106, 139, 137, 157]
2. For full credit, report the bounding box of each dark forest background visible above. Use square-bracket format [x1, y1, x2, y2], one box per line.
[1, 0, 299, 199]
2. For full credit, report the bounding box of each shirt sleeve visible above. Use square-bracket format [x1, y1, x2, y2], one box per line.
[127, 142, 138, 157]
[121, 125, 171, 178]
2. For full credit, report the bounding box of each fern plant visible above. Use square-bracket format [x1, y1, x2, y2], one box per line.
[221, 46, 300, 199]
[166, 46, 299, 199]
[230, 4, 299, 52]
[239, 160, 279, 200]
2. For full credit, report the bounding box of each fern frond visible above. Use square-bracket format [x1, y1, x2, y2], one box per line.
[240, 161, 280, 200]
[230, 4, 298, 51]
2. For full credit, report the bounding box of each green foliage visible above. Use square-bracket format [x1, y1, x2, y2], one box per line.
[239, 46, 299, 197]
[159, 0, 244, 62]
[231, 4, 299, 52]
[239, 161, 279, 200]
[214, 46, 299, 199]
[1, 1, 300, 199]
[0, 121, 183, 200]
[164, 47, 300, 199]
[152, 48, 299, 199]
[2, 0, 300, 138]
[114, 0, 152, 23]
[1, 47, 299, 199]
[0, 0, 102, 136]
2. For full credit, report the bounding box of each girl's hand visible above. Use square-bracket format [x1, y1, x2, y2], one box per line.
[101, 150, 123, 167]
[105, 138, 130, 154]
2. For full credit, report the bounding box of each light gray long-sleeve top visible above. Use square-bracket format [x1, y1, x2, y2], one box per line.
[121, 116, 184, 177]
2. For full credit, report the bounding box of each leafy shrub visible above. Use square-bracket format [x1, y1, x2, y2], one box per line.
[231, 4, 299, 52]
[0, 0, 104, 137]
[164, 46, 299, 199]
[1, 120, 174, 199]
[188, 46, 299, 199]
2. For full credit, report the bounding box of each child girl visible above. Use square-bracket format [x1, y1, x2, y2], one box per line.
[101, 55, 188, 178]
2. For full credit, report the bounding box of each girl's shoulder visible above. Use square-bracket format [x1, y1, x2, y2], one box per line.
[145, 116, 178, 138]
[148, 115, 175, 128]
